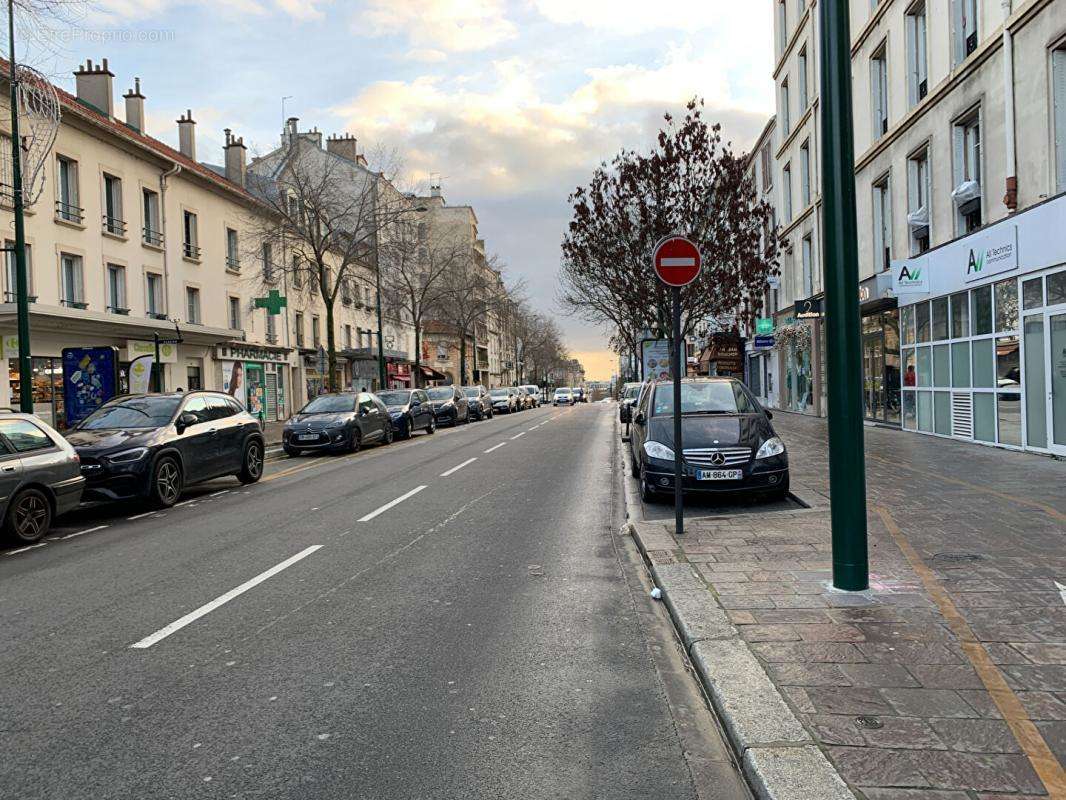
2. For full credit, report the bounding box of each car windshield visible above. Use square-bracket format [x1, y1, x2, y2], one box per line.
[301, 395, 356, 414]
[624, 386, 641, 399]
[490, 389, 510, 397]
[554, 389, 570, 395]
[78, 396, 182, 429]
[652, 382, 755, 416]
[378, 391, 412, 406]
[427, 388, 454, 400]
[463, 388, 481, 397]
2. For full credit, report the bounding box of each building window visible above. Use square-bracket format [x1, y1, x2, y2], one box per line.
[776, 0, 787, 55]
[312, 315, 321, 347]
[262, 242, 273, 282]
[183, 210, 200, 259]
[953, 109, 982, 233]
[0, 135, 13, 204]
[798, 46, 808, 110]
[146, 272, 165, 319]
[801, 234, 813, 297]
[292, 254, 303, 288]
[295, 311, 305, 347]
[56, 156, 81, 223]
[142, 188, 162, 246]
[906, 1, 928, 107]
[228, 296, 241, 331]
[3, 241, 32, 302]
[103, 173, 124, 235]
[760, 144, 773, 191]
[186, 286, 201, 324]
[266, 311, 277, 344]
[107, 264, 127, 313]
[1054, 44, 1066, 194]
[799, 140, 811, 207]
[871, 43, 889, 138]
[782, 163, 793, 222]
[59, 253, 84, 308]
[907, 148, 931, 254]
[344, 324, 352, 349]
[872, 174, 892, 272]
[953, 0, 978, 64]
[780, 78, 791, 137]
[226, 228, 240, 271]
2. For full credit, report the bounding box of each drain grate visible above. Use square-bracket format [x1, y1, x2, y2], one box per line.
[855, 716, 884, 730]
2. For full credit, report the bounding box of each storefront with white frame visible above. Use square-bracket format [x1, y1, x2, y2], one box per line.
[894, 193, 1066, 455]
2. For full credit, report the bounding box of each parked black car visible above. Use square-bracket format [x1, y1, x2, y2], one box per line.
[619, 381, 643, 424]
[488, 387, 519, 414]
[427, 385, 469, 426]
[284, 392, 393, 456]
[629, 378, 788, 503]
[379, 388, 436, 439]
[67, 392, 265, 509]
[0, 412, 84, 544]
[463, 385, 494, 421]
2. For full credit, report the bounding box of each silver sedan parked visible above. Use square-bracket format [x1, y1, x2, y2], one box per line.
[0, 412, 85, 544]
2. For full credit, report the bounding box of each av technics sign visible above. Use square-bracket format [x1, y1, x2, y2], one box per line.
[963, 225, 1018, 283]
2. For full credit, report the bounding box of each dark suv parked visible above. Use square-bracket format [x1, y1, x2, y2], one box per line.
[67, 392, 265, 508]
[378, 388, 436, 439]
[427, 385, 469, 426]
[463, 385, 494, 421]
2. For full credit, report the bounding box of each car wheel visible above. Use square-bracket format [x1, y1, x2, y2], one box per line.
[238, 440, 264, 484]
[384, 425, 394, 445]
[283, 445, 301, 458]
[349, 429, 362, 453]
[151, 456, 183, 508]
[399, 419, 411, 440]
[426, 417, 436, 434]
[640, 469, 659, 504]
[5, 487, 51, 544]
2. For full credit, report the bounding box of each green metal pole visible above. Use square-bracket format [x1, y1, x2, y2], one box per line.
[819, 0, 868, 590]
[8, 1, 32, 413]
[372, 178, 386, 390]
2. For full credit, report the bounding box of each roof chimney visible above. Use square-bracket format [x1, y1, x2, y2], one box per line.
[224, 128, 247, 187]
[326, 133, 359, 163]
[282, 116, 299, 146]
[177, 109, 196, 161]
[123, 77, 145, 131]
[74, 58, 115, 117]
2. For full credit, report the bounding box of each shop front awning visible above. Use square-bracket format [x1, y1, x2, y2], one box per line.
[419, 364, 449, 381]
[0, 302, 236, 346]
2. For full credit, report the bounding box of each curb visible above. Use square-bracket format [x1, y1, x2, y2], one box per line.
[619, 427, 855, 800]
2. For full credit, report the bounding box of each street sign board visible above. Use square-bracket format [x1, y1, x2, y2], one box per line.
[652, 236, 701, 287]
[755, 317, 773, 335]
[796, 296, 824, 319]
[754, 335, 775, 349]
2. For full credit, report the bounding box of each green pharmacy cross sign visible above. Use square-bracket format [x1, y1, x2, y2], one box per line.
[254, 290, 287, 315]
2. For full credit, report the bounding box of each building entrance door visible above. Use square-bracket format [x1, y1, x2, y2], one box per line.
[1047, 311, 1066, 456]
[863, 331, 885, 422]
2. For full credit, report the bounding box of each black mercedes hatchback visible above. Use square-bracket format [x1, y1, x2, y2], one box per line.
[67, 392, 265, 508]
[628, 378, 788, 503]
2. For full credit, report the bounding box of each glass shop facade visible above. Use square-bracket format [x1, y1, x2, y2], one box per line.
[895, 193, 1066, 455]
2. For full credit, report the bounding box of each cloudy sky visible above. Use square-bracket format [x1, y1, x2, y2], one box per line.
[27, 0, 775, 380]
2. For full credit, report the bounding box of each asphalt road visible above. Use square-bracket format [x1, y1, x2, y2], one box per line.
[0, 402, 747, 800]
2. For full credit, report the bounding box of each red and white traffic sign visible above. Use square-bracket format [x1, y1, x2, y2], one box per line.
[652, 236, 702, 287]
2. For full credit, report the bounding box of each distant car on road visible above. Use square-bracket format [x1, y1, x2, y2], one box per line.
[68, 391, 264, 509]
[379, 389, 436, 439]
[628, 377, 788, 503]
[489, 387, 519, 414]
[283, 392, 394, 456]
[619, 381, 643, 423]
[519, 385, 540, 408]
[553, 388, 574, 406]
[463, 385, 494, 421]
[0, 412, 84, 544]
[427, 385, 469, 426]
[573, 387, 587, 403]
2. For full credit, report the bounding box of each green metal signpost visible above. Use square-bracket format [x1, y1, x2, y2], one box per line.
[8, 4, 32, 413]
[819, 0, 869, 590]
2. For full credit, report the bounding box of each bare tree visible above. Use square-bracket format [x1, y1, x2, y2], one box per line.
[379, 219, 466, 388]
[245, 138, 420, 391]
[559, 99, 781, 360]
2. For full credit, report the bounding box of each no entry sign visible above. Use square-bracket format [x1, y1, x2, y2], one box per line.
[653, 236, 702, 287]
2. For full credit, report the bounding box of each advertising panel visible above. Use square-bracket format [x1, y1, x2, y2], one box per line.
[62, 346, 119, 426]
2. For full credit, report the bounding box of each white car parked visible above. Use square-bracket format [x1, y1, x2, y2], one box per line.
[553, 388, 574, 406]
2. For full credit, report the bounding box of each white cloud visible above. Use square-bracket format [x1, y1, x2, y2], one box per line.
[358, 0, 515, 53]
[94, 0, 325, 21]
[532, 0, 764, 34]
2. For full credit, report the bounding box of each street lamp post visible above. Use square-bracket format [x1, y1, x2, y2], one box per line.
[820, 0, 869, 590]
[7, 1, 32, 413]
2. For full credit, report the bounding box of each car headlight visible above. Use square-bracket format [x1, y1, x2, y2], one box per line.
[325, 420, 347, 429]
[755, 436, 786, 460]
[106, 447, 148, 464]
[642, 441, 675, 461]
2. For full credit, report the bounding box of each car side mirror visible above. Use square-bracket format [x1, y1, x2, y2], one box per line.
[359, 407, 369, 417]
[177, 412, 198, 432]
[634, 411, 646, 425]
[765, 410, 773, 420]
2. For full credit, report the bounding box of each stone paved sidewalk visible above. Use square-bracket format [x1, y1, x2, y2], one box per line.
[630, 412, 1066, 799]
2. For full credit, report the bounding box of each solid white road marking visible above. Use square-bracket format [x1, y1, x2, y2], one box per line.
[209, 490, 230, 498]
[528, 424, 542, 430]
[127, 511, 156, 521]
[1055, 581, 1066, 605]
[358, 486, 427, 523]
[510, 432, 526, 440]
[5, 542, 47, 555]
[129, 545, 324, 649]
[174, 499, 198, 508]
[484, 443, 507, 454]
[56, 525, 109, 540]
[440, 458, 477, 477]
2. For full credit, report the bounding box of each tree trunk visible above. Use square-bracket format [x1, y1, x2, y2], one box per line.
[412, 301, 423, 388]
[458, 332, 467, 386]
[325, 299, 338, 392]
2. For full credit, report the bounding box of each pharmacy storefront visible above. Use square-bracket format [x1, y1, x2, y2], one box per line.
[894, 194, 1066, 454]
[216, 343, 292, 425]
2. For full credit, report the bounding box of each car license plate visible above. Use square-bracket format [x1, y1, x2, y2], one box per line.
[297, 434, 319, 442]
[696, 469, 743, 481]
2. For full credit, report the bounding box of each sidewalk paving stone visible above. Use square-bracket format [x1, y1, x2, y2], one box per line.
[631, 410, 1066, 799]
